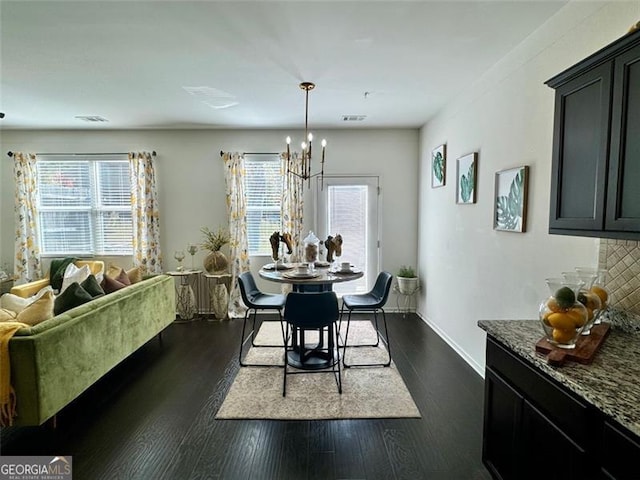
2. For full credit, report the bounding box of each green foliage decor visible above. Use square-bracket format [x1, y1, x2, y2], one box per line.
[496, 168, 525, 231]
[460, 162, 475, 203]
[200, 226, 230, 252]
[433, 151, 444, 183]
[397, 265, 416, 278]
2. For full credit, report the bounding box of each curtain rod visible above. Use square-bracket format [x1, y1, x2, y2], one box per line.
[7, 151, 156, 157]
[219, 150, 280, 157]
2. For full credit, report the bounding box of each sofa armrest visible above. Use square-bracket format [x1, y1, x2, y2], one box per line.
[11, 279, 51, 298]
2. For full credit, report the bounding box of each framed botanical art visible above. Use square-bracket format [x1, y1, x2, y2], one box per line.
[456, 152, 477, 204]
[494, 165, 529, 233]
[431, 144, 446, 188]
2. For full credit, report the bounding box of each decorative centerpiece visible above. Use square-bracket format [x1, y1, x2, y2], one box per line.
[303, 231, 320, 264]
[201, 226, 230, 274]
[324, 234, 343, 263]
[539, 278, 588, 349]
[397, 265, 418, 294]
[269, 231, 294, 264]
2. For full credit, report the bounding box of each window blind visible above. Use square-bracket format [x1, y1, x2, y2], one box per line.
[37, 155, 133, 256]
[244, 156, 282, 256]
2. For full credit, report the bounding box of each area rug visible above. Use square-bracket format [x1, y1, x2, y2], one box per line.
[216, 321, 421, 420]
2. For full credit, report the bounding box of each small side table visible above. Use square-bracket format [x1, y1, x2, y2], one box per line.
[393, 282, 420, 318]
[166, 270, 202, 322]
[0, 276, 16, 295]
[203, 273, 232, 320]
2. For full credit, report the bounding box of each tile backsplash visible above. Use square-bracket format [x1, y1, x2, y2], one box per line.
[598, 239, 640, 315]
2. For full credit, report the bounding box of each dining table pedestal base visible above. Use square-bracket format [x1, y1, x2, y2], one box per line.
[287, 346, 338, 370]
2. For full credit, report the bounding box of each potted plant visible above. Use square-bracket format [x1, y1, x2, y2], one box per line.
[397, 265, 418, 294]
[201, 226, 231, 274]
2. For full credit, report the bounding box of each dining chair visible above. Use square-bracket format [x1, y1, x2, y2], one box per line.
[237, 271, 287, 367]
[340, 271, 393, 368]
[283, 291, 342, 396]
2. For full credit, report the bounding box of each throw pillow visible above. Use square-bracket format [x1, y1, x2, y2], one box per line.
[0, 293, 31, 313]
[17, 290, 54, 326]
[60, 264, 91, 294]
[113, 268, 131, 286]
[0, 308, 17, 322]
[49, 257, 77, 291]
[54, 283, 93, 316]
[0, 286, 54, 313]
[126, 267, 142, 284]
[80, 275, 105, 298]
[101, 275, 127, 294]
[106, 264, 124, 279]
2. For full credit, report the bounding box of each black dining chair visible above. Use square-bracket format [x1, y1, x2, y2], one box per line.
[237, 271, 287, 367]
[283, 291, 342, 396]
[340, 271, 393, 368]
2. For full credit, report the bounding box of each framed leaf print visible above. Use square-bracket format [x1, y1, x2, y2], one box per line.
[494, 165, 529, 232]
[456, 152, 477, 204]
[431, 144, 446, 188]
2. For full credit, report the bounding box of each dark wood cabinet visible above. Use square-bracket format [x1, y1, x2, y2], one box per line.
[483, 336, 639, 480]
[547, 30, 640, 239]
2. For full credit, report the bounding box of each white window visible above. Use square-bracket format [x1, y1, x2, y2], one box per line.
[36, 155, 133, 256]
[244, 155, 283, 256]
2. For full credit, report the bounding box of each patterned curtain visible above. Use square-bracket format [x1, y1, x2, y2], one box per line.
[280, 152, 305, 262]
[129, 152, 163, 274]
[223, 152, 250, 318]
[13, 153, 42, 284]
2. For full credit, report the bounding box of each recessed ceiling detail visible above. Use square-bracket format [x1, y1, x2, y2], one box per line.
[182, 86, 239, 110]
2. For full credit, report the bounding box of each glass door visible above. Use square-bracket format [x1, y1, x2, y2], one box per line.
[315, 176, 380, 295]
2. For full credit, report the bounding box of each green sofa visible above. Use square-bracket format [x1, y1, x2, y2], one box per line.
[7, 274, 176, 426]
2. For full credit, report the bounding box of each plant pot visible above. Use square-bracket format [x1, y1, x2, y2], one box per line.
[204, 251, 228, 274]
[397, 276, 418, 295]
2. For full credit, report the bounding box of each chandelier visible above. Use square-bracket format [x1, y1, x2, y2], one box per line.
[286, 82, 327, 189]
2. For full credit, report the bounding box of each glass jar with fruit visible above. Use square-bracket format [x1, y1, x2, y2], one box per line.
[539, 278, 588, 349]
[564, 271, 601, 335]
[575, 267, 610, 324]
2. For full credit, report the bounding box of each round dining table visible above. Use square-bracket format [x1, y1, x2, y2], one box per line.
[259, 263, 364, 369]
[258, 264, 363, 292]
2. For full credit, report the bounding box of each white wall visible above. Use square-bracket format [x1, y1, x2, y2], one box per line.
[418, 1, 637, 375]
[0, 128, 419, 294]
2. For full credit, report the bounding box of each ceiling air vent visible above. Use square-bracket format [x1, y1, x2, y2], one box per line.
[342, 115, 366, 122]
[75, 115, 109, 123]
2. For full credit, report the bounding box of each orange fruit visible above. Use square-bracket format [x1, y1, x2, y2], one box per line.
[591, 285, 609, 304]
[566, 308, 586, 327]
[553, 328, 575, 344]
[546, 298, 562, 313]
[547, 312, 576, 330]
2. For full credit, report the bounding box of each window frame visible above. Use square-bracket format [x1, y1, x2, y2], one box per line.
[244, 154, 283, 256]
[36, 155, 133, 257]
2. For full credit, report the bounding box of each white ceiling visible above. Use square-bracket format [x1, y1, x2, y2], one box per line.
[0, 0, 571, 130]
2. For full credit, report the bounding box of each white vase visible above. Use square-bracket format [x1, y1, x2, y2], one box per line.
[397, 277, 418, 295]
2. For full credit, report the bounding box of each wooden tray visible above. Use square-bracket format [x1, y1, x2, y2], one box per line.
[535, 322, 610, 366]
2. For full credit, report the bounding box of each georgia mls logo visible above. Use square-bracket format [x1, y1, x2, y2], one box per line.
[0, 455, 72, 479]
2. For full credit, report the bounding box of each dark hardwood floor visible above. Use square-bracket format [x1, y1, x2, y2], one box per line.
[0, 313, 491, 480]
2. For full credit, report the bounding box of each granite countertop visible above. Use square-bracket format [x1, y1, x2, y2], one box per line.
[478, 319, 640, 438]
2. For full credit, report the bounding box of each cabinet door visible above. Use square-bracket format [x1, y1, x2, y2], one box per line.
[520, 400, 590, 479]
[600, 421, 640, 480]
[606, 43, 640, 232]
[483, 368, 523, 480]
[549, 63, 612, 232]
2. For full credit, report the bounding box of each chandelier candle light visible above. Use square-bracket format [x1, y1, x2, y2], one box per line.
[286, 82, 327, 189]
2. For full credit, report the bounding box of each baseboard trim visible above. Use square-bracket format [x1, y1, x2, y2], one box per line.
[415, 310, 485, 379]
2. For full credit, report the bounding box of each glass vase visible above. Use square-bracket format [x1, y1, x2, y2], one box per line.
[575, 267, 610, 324]
[564, 271, 601, 335]
[539, 278, 588, 349]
